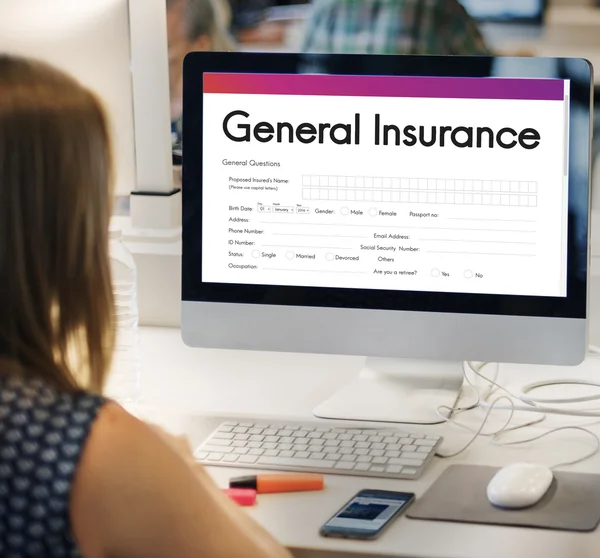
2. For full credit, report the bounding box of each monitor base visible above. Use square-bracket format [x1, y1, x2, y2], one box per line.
[313, 358, 464, 425]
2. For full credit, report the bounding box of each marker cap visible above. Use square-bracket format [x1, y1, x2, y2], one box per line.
[222, 488, 257, 506]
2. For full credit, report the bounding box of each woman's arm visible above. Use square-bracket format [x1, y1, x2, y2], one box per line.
[70, 403, 293, 558]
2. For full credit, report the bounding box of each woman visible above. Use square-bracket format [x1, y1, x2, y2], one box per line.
[0, 55, 292, 558]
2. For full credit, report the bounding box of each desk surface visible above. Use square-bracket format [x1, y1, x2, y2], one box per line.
[129, 326, 600, 558]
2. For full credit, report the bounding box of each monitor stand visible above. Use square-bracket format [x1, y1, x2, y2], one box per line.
[312, 358, 464, 425]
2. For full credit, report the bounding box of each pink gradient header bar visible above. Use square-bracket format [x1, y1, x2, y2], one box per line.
[204, 73, 564, 101]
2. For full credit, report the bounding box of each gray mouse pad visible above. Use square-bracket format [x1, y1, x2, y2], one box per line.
[407, 465, 600, 532]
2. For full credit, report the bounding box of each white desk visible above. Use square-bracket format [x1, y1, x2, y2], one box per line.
[129, 326, 600, 558]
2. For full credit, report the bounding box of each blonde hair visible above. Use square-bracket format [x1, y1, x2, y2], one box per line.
[0, 56, 114, 393]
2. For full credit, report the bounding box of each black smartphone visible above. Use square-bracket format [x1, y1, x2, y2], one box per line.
[319, 489, 415, 540]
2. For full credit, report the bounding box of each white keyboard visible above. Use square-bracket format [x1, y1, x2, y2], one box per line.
[194, 420, 442, 480]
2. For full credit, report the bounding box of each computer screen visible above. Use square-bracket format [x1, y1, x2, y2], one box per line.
[202, 73, 567, 299]
[182, 53, 591, 369]
[458, 0, 546, 22]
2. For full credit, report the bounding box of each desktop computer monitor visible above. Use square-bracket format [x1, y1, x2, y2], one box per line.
[181, 52, 592, 424]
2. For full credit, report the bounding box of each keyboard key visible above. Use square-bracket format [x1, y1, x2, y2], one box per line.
[249, 435, 265, 442]
[248, 442, 262, 449]
[403, 468, 419, 476]
[399, 438, 413, 444]
[356, 455, 372, 463]
[248, 427, 263, 434]
[346, 429, 363, 435]
[338, 448, 354, 455]
[340, 454, 356, 462]
[324, 440, 340, 447]
[335, 462, 355, 470]
[326, 453, 341, 461]
[370, 466, 386, 472]
[264, 436, 279, 443]
[213, 433, 234, 440]
[264, 449, 279, 457]
[368, 436, 383, 443]
[278, 444, 293, 451]
[280, 437, 294, 444]
[195, 451, 208, 460]
[354, 463, 371, 471]
[389, 458, 423, 467]
[354, 449, 369, 456]
[201, 446, 233, 454]
[385, 444, 402, 451]
[418, 447, 430, 453]
[239, 422, 254, 427]
[238, 455, 258, 464]
[310, 452, 327, 460]
[322, 433, 338, 440]
[337, 434, 352, 441]
[403, 445, 418, 453]
[263, 442, 277, 450]
[292, 431, 308, 438]
[295, 445, 309, 452]
[415, 439, 437, 447]
[279, 451, 295, 458]
[386, 465, 403, 474]
[249, 449, 264, 456]
[232, 441, 247, 448]
[234, 448, 249, 455]
[383, 437, 398, 444]
[295, 451, 310, 459]
[371, 443, 386, 450]
[369, 449, 384, 457]
[258, 456, 335, 469]
[208, 438, 232, 447]
[401, 452, 426, 461]
[263, 429, 278, 436]
[207, 453, 223, 461]
[385, 450, 400, 458]
[223, 455, 239, 463]
[340, 441, 355, 448]
[308, 439, 325, 446]
[307, 432, 322, 439]
[315, 427, 331, 432]
[355, 442, 370, 449]
[372, 457, 388, 465]
[222, 421, 238, 427]
[233, 427, 248, 434]
[278, 430, 293, 437]
[352, 435, 368, 442]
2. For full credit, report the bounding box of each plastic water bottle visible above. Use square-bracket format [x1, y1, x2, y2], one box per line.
[107, 226, 141, 404]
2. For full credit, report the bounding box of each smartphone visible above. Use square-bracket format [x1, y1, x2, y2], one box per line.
[319, 489, 415, 540]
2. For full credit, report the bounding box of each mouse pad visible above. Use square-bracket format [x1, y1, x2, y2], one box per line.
[407, 465, 600, 532]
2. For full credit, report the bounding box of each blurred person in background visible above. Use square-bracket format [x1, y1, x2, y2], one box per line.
[167, 0, 235, 150]
[228, 0, 287, 45]
[302, 0, 491, 56]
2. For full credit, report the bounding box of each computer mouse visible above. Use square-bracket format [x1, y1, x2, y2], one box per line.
[486, 463, 554, 509]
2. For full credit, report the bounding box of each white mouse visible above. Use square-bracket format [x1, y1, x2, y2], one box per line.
[486, 463, 554, 509]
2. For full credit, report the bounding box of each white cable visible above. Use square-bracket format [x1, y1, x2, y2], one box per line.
[492, 426, 600, 469]
[589, 344, 600, 355]
[436, 362, 600, 467]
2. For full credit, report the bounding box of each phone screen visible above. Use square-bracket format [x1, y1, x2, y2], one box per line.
[321, 490, 414, 539]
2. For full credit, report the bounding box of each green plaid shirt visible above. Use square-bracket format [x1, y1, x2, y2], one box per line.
[302, 0, 491, 56]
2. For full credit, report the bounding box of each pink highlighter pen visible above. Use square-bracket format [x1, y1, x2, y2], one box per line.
[222, 487, 257, 506]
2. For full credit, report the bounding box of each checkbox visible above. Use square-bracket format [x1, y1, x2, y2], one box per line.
[456, 180, 464, 191]
[483, 181, 492, 191]
[519, 195, 528, 206]
[338, 176, 346, 187]
[529, 182, 537, 193]
[419, 178, 427, 190]
[529, 196, 537, 206]
[446, 193, 455, 204]
[492, 181, 501, 192]
[365, 190, 374, 201]
[347, 190, 356, 200]
[483, 194, 491, 205]
[465, 194, 473, 204]
[320, 189, 329, 200]
[374, 177, 382, 188]
[338, 190, 347, 200]
[303, 189, 310, 199]
[356, 176, 365, 188]
[510, 195, 519, 206]
[391, 192, 400, 202]
[329, 176, 338, 187]
[347, 177, 356, 188]
[311, 175, 319, 186]
[428, 179, 436, 190]
[492, 194, 501, 205]
[393, 178, 401, 189]
[510, 182, 519, 193]
[329, 190, 338, 200]
[410, 192, 418, 203]
[520, 181, 529, 193]
[311, 189, 319, 200]
[320, 176, 328, 187]
[401, 192, 409, 202]
[501, 195, 510, 205]
[410, 178, 418, 189]
[436, 193, 445, 203]
[437, 179, 445, 190]
[382, 191, 391, 202]
[455, 193, 464, 204]
[365, 177, 374, 189]
[428, 193, 436, 203]
[303, 176, 311, 186]
[474, 180, 482, 191]
[465, 180, 474, 191]
[383, 178, 392, 189]
[501, 181, 510, 192]
[446, 180, 455, 191]
[356, 190, 365, 201]
[374, 190, 382, 201]
[474, 194, 482, 205]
